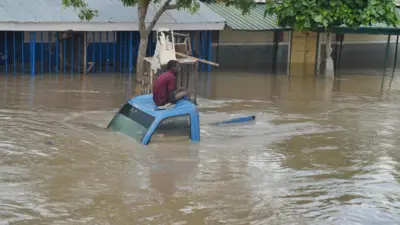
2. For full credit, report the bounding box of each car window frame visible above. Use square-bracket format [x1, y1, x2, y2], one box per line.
[149, 114, 192, 144]
[107, 103, 155, 142]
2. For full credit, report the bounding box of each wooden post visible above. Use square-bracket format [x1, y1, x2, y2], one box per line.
[22, 32, 25, 75]
[272, 31, 279, 74]
[194, 61, 198, 105]
[83, 32, 87, 74]
[383, 34, 391, 76]
[59, 33, 63, 73]
[314, 32, 320, 76]
[60, 49, 63, 72]
[336, 34, 344, 77]
[216, 31, 220, 63]
[150, 67, 154, 91]
[380, 34, 391, 92]
[4, 31, 7, 75]
[392, 35, 399, 74]
[30, 32, 36, 76]
[287, 31, 293, 76]
[13, 31, 16, 75]
[56, 32, 59, 74]
[389, 34, 399, 90]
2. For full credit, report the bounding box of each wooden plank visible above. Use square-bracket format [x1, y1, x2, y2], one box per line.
[86, 62, 95, 73]
[175, 52, 219, 66]
[175, 44, 189, 56]
[174, 32, 190, 37]
[193, 62, 199, 105]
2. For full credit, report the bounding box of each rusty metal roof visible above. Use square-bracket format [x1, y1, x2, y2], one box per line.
[0, 0, 226, 31]
[205, 3, 287, 31]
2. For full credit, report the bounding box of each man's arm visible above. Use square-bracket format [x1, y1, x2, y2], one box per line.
[167, 77, 177, 102]
[174, 87, 184, 92]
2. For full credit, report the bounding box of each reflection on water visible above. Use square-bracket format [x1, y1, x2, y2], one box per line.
[1, 73, 400, 224]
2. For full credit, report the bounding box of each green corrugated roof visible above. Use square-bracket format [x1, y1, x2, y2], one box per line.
[205, 3, 288, 31]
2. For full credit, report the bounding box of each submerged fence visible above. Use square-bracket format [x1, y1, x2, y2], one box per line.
[0, 30, 213, 76]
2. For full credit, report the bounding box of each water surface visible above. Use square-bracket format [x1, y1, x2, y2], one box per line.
[1, 73, 400, 224]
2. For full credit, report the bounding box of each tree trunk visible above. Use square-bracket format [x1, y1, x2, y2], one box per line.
[136, 3, 149, 82]
[135, 0, 173, 94]
[136, 32, 149, 79]
[137, 33, 150, 94]
[324, 31, 334, 78]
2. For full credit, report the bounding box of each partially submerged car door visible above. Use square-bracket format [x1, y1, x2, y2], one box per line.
[150, 114, 191, 144]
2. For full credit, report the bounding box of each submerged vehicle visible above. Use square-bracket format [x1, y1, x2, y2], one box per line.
[107, 94, 200, 145]
[107, 94, 256, 145]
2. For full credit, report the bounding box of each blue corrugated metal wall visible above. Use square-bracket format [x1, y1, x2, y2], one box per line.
[0, 30, 213, 76]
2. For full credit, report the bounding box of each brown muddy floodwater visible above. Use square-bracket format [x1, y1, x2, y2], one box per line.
[1, 72, 400, 225]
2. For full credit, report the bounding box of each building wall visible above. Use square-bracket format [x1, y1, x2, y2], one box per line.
[317, 33, 400, 72]
[212, 29, 399, 74]
[338, 43, 400, 71]
[338, 34, 399, 71]
[1, 31, 123, 67]
[2, 28, 396, 75]
[0, 30, 212, 75]
[212, 28, 289, 72]
[218, 27, 275, 43]
[22, 31, 118, 43]
[343, 34, 396, 42]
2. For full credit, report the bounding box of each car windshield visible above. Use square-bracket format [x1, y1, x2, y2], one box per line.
[107, 103, 155, 141]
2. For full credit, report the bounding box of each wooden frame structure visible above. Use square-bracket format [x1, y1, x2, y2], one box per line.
[143, 57, 199, 104]
[142, 31, 219, 104]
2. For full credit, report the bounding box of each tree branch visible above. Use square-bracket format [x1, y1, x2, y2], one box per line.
[146, 0, 174, 33]
[166, 4, 178, 10]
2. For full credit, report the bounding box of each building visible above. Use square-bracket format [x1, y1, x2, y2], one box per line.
[0, 0, 225, 76]
[205, 2, 400, 76]
[2, 1, 399, 77]
[205, 3, 290, 73]
[292, 23, 400, 76]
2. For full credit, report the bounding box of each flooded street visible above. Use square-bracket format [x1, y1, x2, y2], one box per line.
[1, 72, 400, 224]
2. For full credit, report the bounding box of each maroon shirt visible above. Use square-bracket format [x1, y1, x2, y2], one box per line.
[153, 70, 176, 106]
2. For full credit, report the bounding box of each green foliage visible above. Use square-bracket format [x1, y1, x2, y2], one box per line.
[63, 0, 254, 21]
[264, 0, 400, 32]
[214, 0, 256, 15]
[62, 0, 98, 20]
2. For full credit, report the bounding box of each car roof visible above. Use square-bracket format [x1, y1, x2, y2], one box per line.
[128, 94, 197, 119]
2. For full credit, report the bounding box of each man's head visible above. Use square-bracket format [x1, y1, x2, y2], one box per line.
[167, 60, 180, 75]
